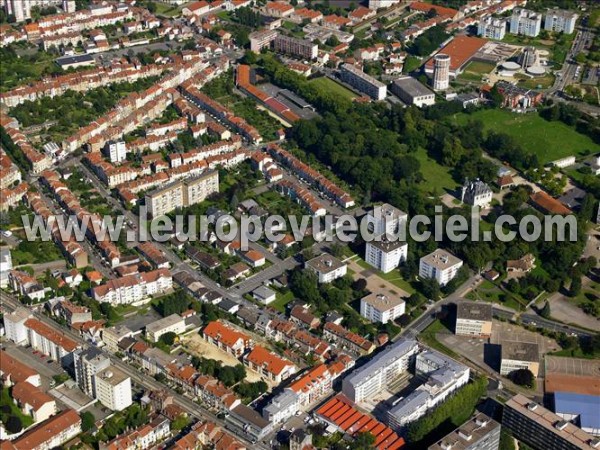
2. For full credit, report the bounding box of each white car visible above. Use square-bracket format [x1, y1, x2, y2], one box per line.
[0, 230, 12, 237]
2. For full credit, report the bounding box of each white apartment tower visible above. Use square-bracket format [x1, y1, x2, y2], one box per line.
[4, 307, 31, 346]
[73, 348, 111, 398]
[104, 141, 127, 164]
[95, 366, 133, 411]
[419, 249, 463, 287]
[432, 54, 451, 91]
[365, 237, 408, 274]
[478, 16, 506, 40]
[510, 9, 542, 37]
[367, 203, 408, 237]
[544, 9, 578, 34]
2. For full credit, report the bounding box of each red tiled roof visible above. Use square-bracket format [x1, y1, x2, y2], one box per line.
[245, 345, 293, 376]
[0, 350, 39, 384]
[10, 409, 80, 450]
[425, 35, 487, 72]
[23, 319, 78, 352]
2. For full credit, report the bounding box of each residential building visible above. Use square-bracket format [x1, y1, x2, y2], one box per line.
[554, 392, 600, 436]
[104, 141, 127, 163]
[290, 430, 313, 450]
[553, 156, 576, 168]
[365, 236, 408, 273]
[4, 307, 31, 345]
[494, 80, 544, 109]
[510, 9, 542, 37]
[264, 1, 294, 18]
[91, 269, 173, 305]
[391, 76, 436, 107]
[506, 254, 536, 273]
[202, 320, 252, 357]
[244, 345, 297, 383]
[361, 292, 406, 324]
[323, 322, 376, 355]
[145, 171, 219, 217]
[273, 34, 318, 59]
[342, 338, 419, 403]
[73, 347, 111, 398]
[428, 412, 501, 450]
[502, 394, 598, 450]
[102, 416, 171, 450]
[249, 29, 277, 52]
[24, 318, 79, 366]
[500, 341, 540, 377]
[101, 325, 133, 353]
[95, 366, 133, 411]
[225, 404, 273, 441]
[7, 409, 82, 450]
[419, 249, 464, 286]
[252, 286, 276, 305]
[461, 179, 493, 207]
[290, 305, 321, 330]
[478, 15, 506, 40]
[455, 302, 493, 338]
[146, 314, 186, 343]
[544, 9, 578, 34]
[305, 254, 347, 283]
[262, 390, 300, 424]
[0, 349, 41, 387]
[367, 203, 408, 236]
[340, 63, 387, 100]
[432, 54, 451, 91]
[387, 350, 470, 429]
[12, 381, 56, 423]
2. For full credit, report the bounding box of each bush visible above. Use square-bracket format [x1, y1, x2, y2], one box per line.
[5, 415, 22, 433]
[510, 369, 535, 389]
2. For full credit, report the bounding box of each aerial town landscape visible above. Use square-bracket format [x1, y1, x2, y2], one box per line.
[0, 0, 599, 449]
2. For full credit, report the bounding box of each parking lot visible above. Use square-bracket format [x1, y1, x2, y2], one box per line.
[120, 308, 162, 333]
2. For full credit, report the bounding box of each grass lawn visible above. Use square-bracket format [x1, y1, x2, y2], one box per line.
[413, 147, 457, 195]
[464, 61, 496, 74]
[154, 1, 184, 17]
[309, 77, 357, 100]
[270, 290, 294, 313]
[419, 319, 460, 359]
[514, 73, 556, 90]
[449, 109, 600, 163]
[403, 55, 423, 74]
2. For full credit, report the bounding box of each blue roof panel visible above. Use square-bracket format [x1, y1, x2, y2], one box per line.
[554, 392, 600, 429]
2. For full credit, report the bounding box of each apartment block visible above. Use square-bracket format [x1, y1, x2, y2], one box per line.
[367, 203, 408, 236]
[202, 320, 252, 357]
[24, 318, 79, 366]
[249, 29, 277, 52]
[73, 347, 111, 398]
[95, 366, 133, 411]
[273, 34, 318, 59]
[419, 249, 464, 286]
[500, 341, 540, 377]
[0, 349, 41, 387]
[7, 409, 82, 450]
[342, 338, 419, 403]
[91, 268, 173, 305]
[340, 63, 387, 100]
[478, 15, 506, 40]
[544, 9, 578, 34]
[455, 302, 493, 338]
[305, 254, 347, 283]
[146, 314, 186, 343]
[145, 170, 219, 217]
[503, 394, 598, 450]
[244, 345, 296, 383]
[365, 236, 408, 273]
[4, 307, 32, 345]
[510, 8, 542, 37]
[104, 140, 127, 163]
[429, 412, 501, 450]
[360, 292, 406, 324]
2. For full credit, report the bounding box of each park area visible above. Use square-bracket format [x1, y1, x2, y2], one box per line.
[449, 109, 600, 164]
[458, 61, 496, 82]
[308, 77, 357, 100]
[413, 147, 457, 195]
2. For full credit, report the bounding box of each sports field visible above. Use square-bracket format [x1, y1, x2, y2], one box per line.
[309, 77, 357, 100]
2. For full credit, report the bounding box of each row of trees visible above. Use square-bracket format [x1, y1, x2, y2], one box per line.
[191, 356, 247, 387]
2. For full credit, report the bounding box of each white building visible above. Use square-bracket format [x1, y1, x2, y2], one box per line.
[0, 247, 13, 288]
[73, 348, 111, 398]
[146, 314, 186, 343]
[390, 77, 436, 107]
[510, 9, 542, 37]
[95, 366, 133, 411]
[91, 268, 173, 305]
[365, 237, 408, 274]
[419, 249, 463, 287]
[544, 9, 578, 34]
[4, 307, 31, 345]
[252, 286, 277, 305]
[432, 54, 451, 91]
[461, 179, 493, 207]
[455, 302, 493, 338]
[552, 156, 576, 169]
[500, 341, 540, 377]
[367, 203, 408, 236]
[478, 15, 506, 40]
[262, 390, 300, 424]
[104, 141, 127, 163]
[360, 292, 406, 324]
[340, 64, 387, 101]
[342, 339, 419, 403]
[305, 254, 347, 283]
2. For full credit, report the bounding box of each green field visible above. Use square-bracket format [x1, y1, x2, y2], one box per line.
[154, 1, 185, 17]
[449, 109, 600, 163]
[464, 61, 496, 75]
[309, 77, 357, 100]
[413, 147, 458, 195]
[514, 73, 556, 90]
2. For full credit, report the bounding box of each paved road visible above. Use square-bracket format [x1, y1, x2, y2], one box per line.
[0, 291, 266, 449]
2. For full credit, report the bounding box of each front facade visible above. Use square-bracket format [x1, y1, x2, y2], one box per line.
[544, 9, 578, 34]
[73, 347, 111, 398]
[273, 34, 318, 59]
[510, 8, 542, 37]
[365, 237, 408, 273]
[432, 54, 451, 91]
[503, 394, 598, 450]
[340, 63, 387, 100]
[500, 341, 540, 377]
[244, 345, 296, 383]
[478, 15, 506, 40]
[419, 249, 464, 287]
[95, 366, 133, 411]
[360, 293, 406, 324]
[455, 302, 493, 338]
[305, 254, 347, 283]
[391, 77, 436, 107]
[461, 179, 493, 207]
[9, 409, 82, 450]
[92, 269, 173, 305]
[146, 314, 186, 343]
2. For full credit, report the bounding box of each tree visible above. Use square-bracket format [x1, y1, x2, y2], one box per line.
[352, 278, 367, 291]
[499, 430, 516, 450]
[326, 34, 340, 47]
[511, 369, 535, 388]
[350, 432, 376, 449]
[171, 413, 189, 431]
[159, 332, 177, 346]
[569, 277, 582, 297]
[81, 411, 96, 432]
[397, 314, 411, 327]
[540, 301, 551, 319]
[5, 416, 22, 433]
[426, 7, 438, 18]
[406, 293, 422, 307]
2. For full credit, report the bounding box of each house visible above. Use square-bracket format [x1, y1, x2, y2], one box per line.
[252, 286, 276, 305]
[242, 250, 265, 268]
[223, 262, 251, 283]
[244, 345, 296, 383]
[12, 381, 57, 423]
[507, 254, 536, 273]
[0, 350, 41, 388]
[183, 1, 210, 16]
[289, 305, 321, 330]
[202, 321, 252, 357]
[7, 409, 82, 450]
[305, 254, 347, 283]
[264, 1, 294, 18]
[461, 179, 493, 208]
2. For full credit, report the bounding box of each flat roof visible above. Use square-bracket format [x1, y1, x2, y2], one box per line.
[420, 249, 462, 270]
[392, 77, 434, 99]
[501, 340, 539, 362]
[554, 392, 600, 431]
[96, 366, 129, 386]
[429, 413, 500, 450]
[425, 35, 488, 72]
[146, 314, 183, 334]
[56, 54, 95, 66]
[456, 302, 492, 322]
[367, 235, 407, 252]
[306, 254, 346, 274]
[362, 292, 405, 311]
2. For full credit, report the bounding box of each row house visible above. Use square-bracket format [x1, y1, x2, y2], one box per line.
[273, 180, 326, 217]
[172, 420, 245, 450]
[268, 144, 355, 208]
[194, 375, 241, 413]
[23, 318, 80, 366]
[0, 349, 41, 387]
[0, 150, 22, 189]
[137, 242, 170, 269]
[91, 268, 173, 305]
[0, 182, 28, 212]
[8, 270, 47, 301]
[243, 345, 297, 383]
[323, 322, 376, 356]
[166, 363, 198, 396]
[202, 320, 252, 357]
[6, 409, 82, 450]
[129, 131, 180, 153]
[100, 416, 171, 450]
[12, 381, 57, 424]
[168, 137, 241, 168]
[146, 117, 188, 137]
[3, 126, 52, 173]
